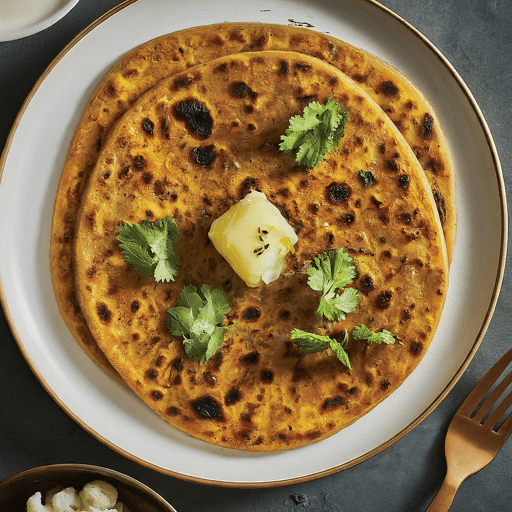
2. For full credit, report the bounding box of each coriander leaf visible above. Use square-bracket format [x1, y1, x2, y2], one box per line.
[178, 284, 206, 314]
[194, 302, 220, 337]
[117, 216, 181, 282]
[204, 327, 225, 361]
[358, 170, 376, 187]
[317, 287, 360, 322]
[182, 326, 225, 363]
[290, 328, 331, 354]
[117, 220, 152, 248]
[306, 248, 359, 321]
[117, 240, 155, 277]
[279, 98, 349, 168]
[290, 329, 351, 369]
[182, 333, 209, 361]
[145, 217, 180, 259]
[165, 306, 196, 336]
[353, 324, 396, 345]
[333, 287, 360, 315]
[165, 285, 231, 363]
[199, 284, 231, 323]
[328, 337, 352, 370]
[317, 294, 341, 322]
[154, 253, 180, 282]
[330, 248, 357, 289]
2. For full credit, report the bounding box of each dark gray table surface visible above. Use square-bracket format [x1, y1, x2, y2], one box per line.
[1, 1, 511, 511]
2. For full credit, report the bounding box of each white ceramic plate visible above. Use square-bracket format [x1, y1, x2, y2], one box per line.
[0, 0, 506, 487]
[0, 0, 80, 42]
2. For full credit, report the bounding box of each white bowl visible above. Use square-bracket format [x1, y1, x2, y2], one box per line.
[0, 0, 80, 42]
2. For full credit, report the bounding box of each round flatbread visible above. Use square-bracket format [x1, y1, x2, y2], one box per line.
[50, 23, 455, 381]
[74, 51, 448, 450]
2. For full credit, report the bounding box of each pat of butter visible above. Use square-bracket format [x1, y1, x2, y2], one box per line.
[208, 190, 298, 287]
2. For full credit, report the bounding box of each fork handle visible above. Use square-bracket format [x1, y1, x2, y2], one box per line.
[426, 476, 460, 511]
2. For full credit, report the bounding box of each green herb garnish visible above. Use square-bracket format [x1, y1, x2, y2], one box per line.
[165, 284, 231, 363]
[279, 98, 349, 168]
[117, 216, 181, 282]
[306, 248, 359, 321]
[290, 329, 351, 369]
[358, 170, 376, 187]
[353, 324, 397, 345]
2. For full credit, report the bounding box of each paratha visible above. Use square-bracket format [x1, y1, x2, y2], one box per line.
[50, 23, 455, 381]
[74, 50, 448, 451]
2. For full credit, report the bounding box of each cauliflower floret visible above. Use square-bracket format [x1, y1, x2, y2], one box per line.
[27, 479, 129, 512]
[51, 487, 81, 512]
[79, 480, 117, 510]
[26, 491, 53, 512]
[45, 486, 64, 505]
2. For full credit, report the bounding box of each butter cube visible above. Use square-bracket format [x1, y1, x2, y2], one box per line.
[208, 190, 298, 287]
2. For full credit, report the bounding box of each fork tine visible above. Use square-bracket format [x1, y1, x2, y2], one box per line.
[498, 402, 512, 436]
[485, 387, 512, 432]
[473, 370, 512, 423]
[458, 347, 512, 417]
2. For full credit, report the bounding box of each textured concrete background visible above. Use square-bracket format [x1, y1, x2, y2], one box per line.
[1, 1, 511, 510]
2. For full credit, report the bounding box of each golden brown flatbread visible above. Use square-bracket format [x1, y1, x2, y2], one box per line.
[50, 23, 455, 381]
[74, 51, 448, 450]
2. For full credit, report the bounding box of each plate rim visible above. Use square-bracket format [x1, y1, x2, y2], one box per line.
[0, 0, 508, 488]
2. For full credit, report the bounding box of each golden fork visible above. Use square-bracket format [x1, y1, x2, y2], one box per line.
[427, 347, 512, 511]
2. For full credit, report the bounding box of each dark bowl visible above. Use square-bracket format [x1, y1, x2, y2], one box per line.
[0, 464, 177, 511]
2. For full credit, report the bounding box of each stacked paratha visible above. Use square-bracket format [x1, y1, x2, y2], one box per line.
[50, 23, 455, 384]
[70, 49, 448, 450]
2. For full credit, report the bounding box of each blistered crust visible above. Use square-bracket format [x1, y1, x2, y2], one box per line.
[50, 23, 455, 382]
[74, 51, 448, 450]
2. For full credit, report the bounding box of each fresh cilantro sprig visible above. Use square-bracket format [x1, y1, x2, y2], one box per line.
[306, 248, 359, 321]
[117, 216, 181, 282]
[353, 324, 397, 345]
[290, 325, 398, 368]
[165, 284, 231, 363]
[290, 329, 351, 369]
[279, 98, 349, 168]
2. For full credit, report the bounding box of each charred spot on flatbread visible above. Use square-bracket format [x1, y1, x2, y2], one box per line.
[174, 99, 213, 138]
